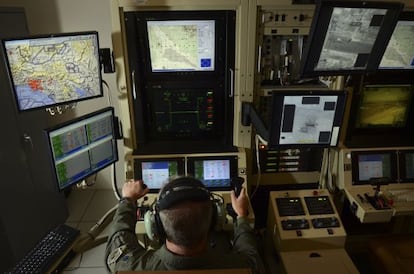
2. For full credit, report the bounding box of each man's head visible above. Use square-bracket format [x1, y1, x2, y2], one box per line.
[157, 176, 214, 249]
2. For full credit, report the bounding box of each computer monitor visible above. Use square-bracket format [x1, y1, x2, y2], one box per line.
[126, 10, 233, 77]
[147, 20, 215, 72]
[187, 156, 238, 190]
[133, 157, 185, 192]
[351, 151, 397, 185]
[379, 11, 414, 70]
[2, 31, 103, 111]
[300, 0, 403, 77]
[345, 80, 414, 147]
[355, 85, 412, 128]
[268, 90, 346, 148]
[398, 150, 414, 183]
[45, 107, 118, 190]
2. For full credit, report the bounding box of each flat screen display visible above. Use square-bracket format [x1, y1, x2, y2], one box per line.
[147, 20, 215, 72]
[2, 31, 103, 111]
[187, 156, 238, 190]
[351, 151, 397, 185]
[269, 90, 346, 148]
[133, 158, 185, 191]
[398, 150, 414, 182]
[379, 12, 414, 70]
[355, 85, 412, 128]
[300, 0, 403, 77]
[45, 107, 118, 190]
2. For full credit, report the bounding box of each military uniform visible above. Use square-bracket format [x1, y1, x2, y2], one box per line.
[105, 198, 264, 273]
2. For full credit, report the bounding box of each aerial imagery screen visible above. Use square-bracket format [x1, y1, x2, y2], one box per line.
[4, 32, 102, 111]
[316, 7, 387, 71]
[379, 20, 414, 69]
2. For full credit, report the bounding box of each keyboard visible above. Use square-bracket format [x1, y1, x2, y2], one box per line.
[8, 224, 80, 274]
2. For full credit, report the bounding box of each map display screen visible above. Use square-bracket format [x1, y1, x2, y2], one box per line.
[379, 20, 414, 69]
[46, 107, 118, 190]
[147, 20, 215, 72]
[3, 32, 102, 111]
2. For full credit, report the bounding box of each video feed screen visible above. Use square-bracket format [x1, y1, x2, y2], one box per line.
[355, 85, 412, 128]
[134, 158, 185, 191]
[187, 156, 238, 190]
[351, 151, 396, 184]
[147, 20, 215, 72]
[46, 107, 118, 190]
[379, 15, 414, 70]
[2, 31, 102, 111]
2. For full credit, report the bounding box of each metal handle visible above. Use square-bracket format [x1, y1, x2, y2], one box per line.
[229, 68, 234, 98]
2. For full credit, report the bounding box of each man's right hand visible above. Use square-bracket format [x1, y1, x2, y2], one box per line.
[230, 187, 249, 218]
[121, 179, 149, 201]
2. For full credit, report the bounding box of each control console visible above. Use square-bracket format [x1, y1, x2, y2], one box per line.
[267, 189, 346, 251]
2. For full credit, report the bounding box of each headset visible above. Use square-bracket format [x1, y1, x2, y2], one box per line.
[144, 176, 225, 243]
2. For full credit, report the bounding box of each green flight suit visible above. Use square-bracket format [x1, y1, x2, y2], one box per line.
[105, 199, 264, 273]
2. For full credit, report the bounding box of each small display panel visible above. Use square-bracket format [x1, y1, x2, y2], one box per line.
[398, 150, 414, 182]
[269, 90, 346, 148]
[45, 107, 118, 190]
[300, 0, 403, 77]
[355, 85, 412, 128]
[133, 158, 185, 191]
[150, 88, 215, 137]
[147, 20, 215, 72]
[187, 156, 238, 190]
[351, 151, 397, 185]
[2, 31, 103, 111]
[379, 12, 414, 70]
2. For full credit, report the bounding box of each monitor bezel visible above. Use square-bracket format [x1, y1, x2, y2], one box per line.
[398, 150, 414, 183]
[1, 31, 104, 112]
[45, 107, 118, 191]
[268, 89, 347, 149]
[186, 155, 238, 191]
[300, 0, 404, 78]
[133, 157, 186, 192]
[351, 150, 398, 185]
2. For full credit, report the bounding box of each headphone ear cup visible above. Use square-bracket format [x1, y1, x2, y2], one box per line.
[144, 208, 166, 244]
[144, 210, 158, 241]
[212, 199, 225, 231]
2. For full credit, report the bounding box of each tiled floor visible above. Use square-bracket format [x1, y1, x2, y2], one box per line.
[63, 188, 119, 273]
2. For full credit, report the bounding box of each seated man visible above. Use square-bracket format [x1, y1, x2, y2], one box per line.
[105, 176, 264, 274]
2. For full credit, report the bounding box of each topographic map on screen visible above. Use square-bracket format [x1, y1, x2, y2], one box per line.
[5, 33, 101, 111]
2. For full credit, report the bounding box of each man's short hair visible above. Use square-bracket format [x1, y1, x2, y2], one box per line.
[159, 200, 213, 247]
[158, 176, 214, 248]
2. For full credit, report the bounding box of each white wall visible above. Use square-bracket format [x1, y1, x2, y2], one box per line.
[0, 0, 125, 189]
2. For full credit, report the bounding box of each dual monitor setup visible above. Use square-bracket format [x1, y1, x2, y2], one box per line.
[133, 155, 239, 192]
[351, 149, 414, 185]
[1, 32, 120, 191]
